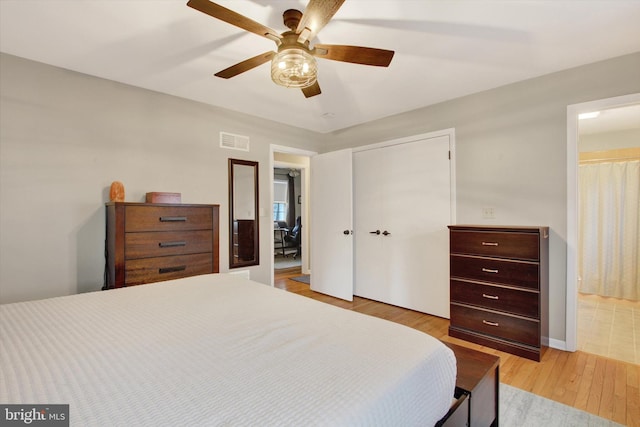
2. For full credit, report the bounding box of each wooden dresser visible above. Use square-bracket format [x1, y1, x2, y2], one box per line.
[448, 225, 549, 361]
[105, 203, 219, 288]
[232, 219, 256, 264]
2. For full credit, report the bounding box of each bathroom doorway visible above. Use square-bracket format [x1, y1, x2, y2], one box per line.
[575, 103, 640, 364]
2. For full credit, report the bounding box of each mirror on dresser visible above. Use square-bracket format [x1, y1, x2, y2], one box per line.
[229, 158, 259, 268]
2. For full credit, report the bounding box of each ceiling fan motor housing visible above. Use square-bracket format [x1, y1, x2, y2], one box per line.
[282, 9, 303, 31]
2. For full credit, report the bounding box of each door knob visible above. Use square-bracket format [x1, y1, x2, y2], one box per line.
[369, 230, 381, 235]
[343, 230, 352, 235]
[382, 230, 391, 236]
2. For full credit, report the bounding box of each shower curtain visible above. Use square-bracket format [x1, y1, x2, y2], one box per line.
[578, 160, 640, 301]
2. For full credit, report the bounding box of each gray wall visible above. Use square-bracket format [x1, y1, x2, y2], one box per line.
[0, 53, 323, 304]
[2, 51, 640, 347]
[324, 52, 640, 345]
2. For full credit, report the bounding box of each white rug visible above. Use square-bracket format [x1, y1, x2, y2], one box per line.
[500, 383, 623, 426]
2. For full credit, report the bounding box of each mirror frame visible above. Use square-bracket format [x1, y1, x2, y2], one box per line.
[228, 158, 260, 269]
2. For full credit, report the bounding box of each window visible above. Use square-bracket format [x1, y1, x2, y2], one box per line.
[273, 203, 287, 222]
[273, 180, 288, 222]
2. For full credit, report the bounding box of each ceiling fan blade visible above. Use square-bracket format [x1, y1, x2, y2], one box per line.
[187, 0, 281, 41]
[313, 44, 394, 67]
[301, 81, 321, 98]
[214, 51, 275, 79]
[296, 0, 345, 42]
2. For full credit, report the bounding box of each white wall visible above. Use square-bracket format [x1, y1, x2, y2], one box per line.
[579, 128, 640, 152]
[323, 52, 640, 346]
[0, 53, 323, 303]
[2, 50, 640, 348]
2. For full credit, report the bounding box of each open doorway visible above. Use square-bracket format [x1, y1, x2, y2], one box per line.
[269, 145, 316, 286]
[576, 104, 639, 364]
[273, 166, 303, 269]
[566, 93, 640, 360]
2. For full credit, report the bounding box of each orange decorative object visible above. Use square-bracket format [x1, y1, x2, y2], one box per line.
[109, 181, 125, 202]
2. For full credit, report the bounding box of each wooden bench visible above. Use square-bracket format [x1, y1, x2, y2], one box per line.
[437, 342, 500, 427]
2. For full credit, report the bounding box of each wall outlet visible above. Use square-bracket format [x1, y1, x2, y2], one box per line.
[482, 207, 495, 219]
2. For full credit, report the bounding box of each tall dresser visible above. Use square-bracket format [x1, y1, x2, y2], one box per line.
[448, 225, 549, 361]
[232, 219, 256, 264]
[105, 203, 219, 288]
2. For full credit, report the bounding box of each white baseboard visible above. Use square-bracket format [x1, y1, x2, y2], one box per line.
[543, 336, 569, 351]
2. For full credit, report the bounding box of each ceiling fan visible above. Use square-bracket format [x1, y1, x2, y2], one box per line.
[186, 0, 395, 98]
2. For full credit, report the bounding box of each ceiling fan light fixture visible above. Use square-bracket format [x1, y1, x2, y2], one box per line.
[271, 48, 317, 89]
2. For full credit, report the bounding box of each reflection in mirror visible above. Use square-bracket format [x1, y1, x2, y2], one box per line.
[229, 159, 259, 268]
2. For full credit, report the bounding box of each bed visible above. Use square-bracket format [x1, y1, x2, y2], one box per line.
[1, 273, 456, 426]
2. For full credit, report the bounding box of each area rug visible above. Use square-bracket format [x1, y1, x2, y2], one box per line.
[274, 256, 301, 270]
[500, 383, 623, 426]
[290, 275, 310, 284]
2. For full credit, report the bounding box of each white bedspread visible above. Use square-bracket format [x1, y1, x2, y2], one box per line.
[1, 274, 456, 426]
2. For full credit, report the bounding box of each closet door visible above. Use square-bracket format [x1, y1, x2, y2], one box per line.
[354, 134, 452, 318]
[353, 148, 385, 299]
[310, 149, 354, 301]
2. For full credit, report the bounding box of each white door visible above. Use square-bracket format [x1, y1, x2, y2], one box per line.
[353, 147, 386, 300]
[310, 149, 353, 300]
[354, 134, 452, 318]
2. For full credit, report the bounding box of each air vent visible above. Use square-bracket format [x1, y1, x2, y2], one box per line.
[220, 132, 250, 152]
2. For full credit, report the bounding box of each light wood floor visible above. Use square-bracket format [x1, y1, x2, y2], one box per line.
[275, 268, 639, 427]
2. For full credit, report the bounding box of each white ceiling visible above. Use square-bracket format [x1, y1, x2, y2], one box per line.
[579, 104, 640, 135]
[1, 0, 640, 134]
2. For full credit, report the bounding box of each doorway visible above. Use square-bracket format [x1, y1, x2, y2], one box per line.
[273, 166, 302, 269]
[566, 93, 640, 356]
[269, 145, 316, 286]
[576, 105, 640, 364]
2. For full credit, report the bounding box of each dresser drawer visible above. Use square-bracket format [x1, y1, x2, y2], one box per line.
[450, 279, 539, 318]
[125, 230, 213, 259]
[450, 304, 540, 347]
[124, 205, 213, 232]
[125, 253, 213, 285]
[450, 254, 539, 289]
[450, 230, 539, 261]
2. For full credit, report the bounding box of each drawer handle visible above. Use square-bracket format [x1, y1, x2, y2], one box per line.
[159, 265, 187, 274]
[159, 241, 187, 248]
[159, 216, 187, 222]
[481, 242, 499, 246]
[482, 268, 499, 274]
[482, 293, 499, 300]
[483, 320, 500, 327]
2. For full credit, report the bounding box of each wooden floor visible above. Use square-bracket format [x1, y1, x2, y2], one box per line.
[275, 267, 639, 427]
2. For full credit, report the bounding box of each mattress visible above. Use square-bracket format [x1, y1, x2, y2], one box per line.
[1, 273, 456, 426]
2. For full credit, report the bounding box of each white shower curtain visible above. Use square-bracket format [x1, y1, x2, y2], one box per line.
[578, 160, 640, 301]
